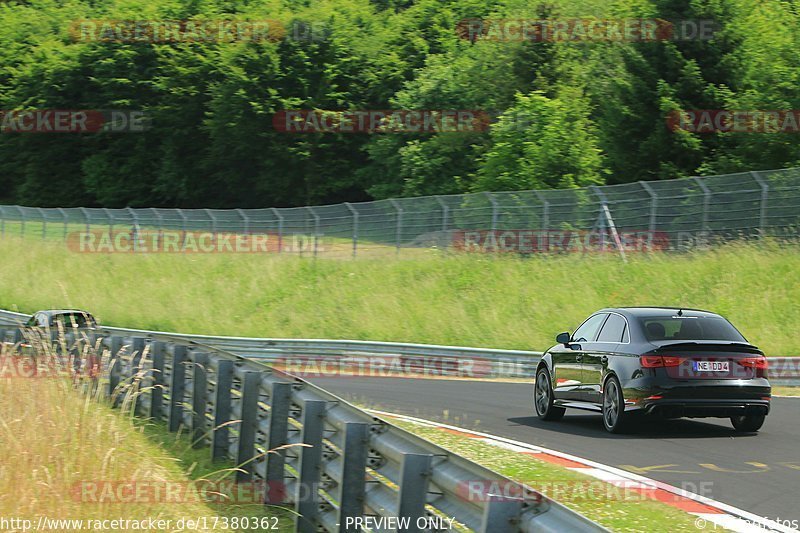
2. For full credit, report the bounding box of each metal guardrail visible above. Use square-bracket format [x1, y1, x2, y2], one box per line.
[0, 312, 605, 532]
[2, 309, 797, 384]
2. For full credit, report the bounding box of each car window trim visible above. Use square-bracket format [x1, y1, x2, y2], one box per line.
[572, 312, 609, 343]
[594, 311, 631, 344]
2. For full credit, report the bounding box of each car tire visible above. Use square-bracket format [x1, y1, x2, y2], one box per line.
[534, 367, 565, 421]
[602, 376, 629, 434]
[730, 414, 765, 433]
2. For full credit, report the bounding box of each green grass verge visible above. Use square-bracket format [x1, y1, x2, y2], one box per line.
[0, 237, 798, 355]
[389, 418, 715, 532]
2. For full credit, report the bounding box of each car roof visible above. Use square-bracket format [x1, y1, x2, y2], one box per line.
[36, 309, 94, 317]
[600, 307, 722, 318]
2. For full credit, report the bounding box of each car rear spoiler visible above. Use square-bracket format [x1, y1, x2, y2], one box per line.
[650, 341, 764, 355]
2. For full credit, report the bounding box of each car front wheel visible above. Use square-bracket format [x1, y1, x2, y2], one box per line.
[534, 367, 565, 421]
[730, 414, 765, 433]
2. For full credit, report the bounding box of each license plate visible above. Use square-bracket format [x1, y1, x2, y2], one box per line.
[693, 361, 730, 372]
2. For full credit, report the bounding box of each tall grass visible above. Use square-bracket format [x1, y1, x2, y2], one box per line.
[0, 238, 797, 354]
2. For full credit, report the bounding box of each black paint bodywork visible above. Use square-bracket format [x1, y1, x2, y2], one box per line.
[538, 307, 771, 420]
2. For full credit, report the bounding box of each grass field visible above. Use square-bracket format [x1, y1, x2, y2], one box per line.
[0, 349, 293, 531]
[0, 237, 798, 355]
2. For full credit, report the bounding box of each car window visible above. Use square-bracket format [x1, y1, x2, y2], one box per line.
[597, 313, 627, 343]
[639, 316, 746, 342]
[36, 314, 49, 328]
[54, 313, 94, 328]
[572, 313, 608, 343]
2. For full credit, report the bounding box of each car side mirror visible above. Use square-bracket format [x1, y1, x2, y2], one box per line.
[556, 332, 571, 346]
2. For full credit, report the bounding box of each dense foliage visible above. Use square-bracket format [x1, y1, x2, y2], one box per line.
[0, 0, 798, 208]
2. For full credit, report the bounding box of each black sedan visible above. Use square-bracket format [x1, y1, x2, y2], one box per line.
[534, 307, 771, 433]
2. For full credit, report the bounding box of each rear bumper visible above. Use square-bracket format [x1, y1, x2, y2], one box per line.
[643, 398, 770, 418]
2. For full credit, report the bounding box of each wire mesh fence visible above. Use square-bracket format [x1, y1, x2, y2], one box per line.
[1, 168, 799, 258]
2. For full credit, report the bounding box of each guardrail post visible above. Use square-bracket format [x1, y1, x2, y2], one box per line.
[295, 399, 326, 533]
[397, 453, 433, 532]
[481, 494, 524, 533]
[191, 351, 209, 448]
[389, 198, 403, 256]
[211, 359, 233, 461]
[345, 203, 358, 258]
[271, 208, 284, 253]
[338, 422, 369, 531]
[168, 345, 188, 432]
[129, 337, 146, 414]
[149, 341, 166, 421]
[265, 382, 291, 501]
[106, 336, 123, 398]
[236, 371, 262, 481]
[751, 171, 769, 237]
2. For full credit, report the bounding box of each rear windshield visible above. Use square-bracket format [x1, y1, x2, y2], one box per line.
[639, 316, 746, 342]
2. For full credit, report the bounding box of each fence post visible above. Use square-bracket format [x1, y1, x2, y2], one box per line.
[639, 181, 658, 250]
[750, 171, 769, 238]
[235, 208, 249, 235]
[79, 207, 90, 236]
[205, 208, 217, 247]
[106, 336, 123, 398]
[397, 453, 433, 533]
[345, 202, 358, 258]
[38, 208, 46, 240]
[295, 399, 326, 533]
[0, 206, 4, 237]
[532, 191, 549, 234]
[271, 208, 284, 253]
[693, 177, 711, 243]
[58, 208, 68, 241]
[16, 206, 25, 238]
[127, 207, 139, 252]
[592, 186, 627, 262]
[389, 198, 403, 256]
[434, 196, 449, 232]
[104, 208, 114, 241]
[307, 207, 320, 257]
[177, 209, 188, 251]
[486, 192, 499, 233]
[150, 208, 164, 250]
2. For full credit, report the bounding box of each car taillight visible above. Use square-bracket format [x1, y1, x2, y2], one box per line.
[640, 355, 683, 368]
[738, 357, 768, 370]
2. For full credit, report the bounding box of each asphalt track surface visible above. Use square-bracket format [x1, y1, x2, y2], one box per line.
[309, 377, 800, 522]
